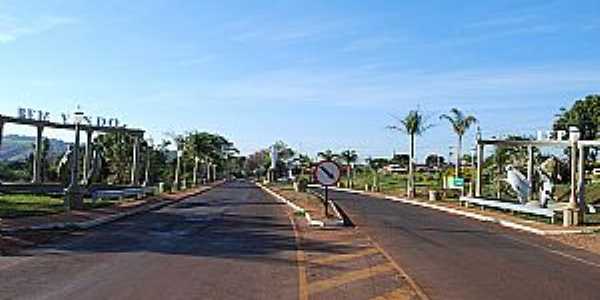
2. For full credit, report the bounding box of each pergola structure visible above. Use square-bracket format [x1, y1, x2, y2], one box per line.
[0, 113, 145, 187]
[474, 127, 594, 226]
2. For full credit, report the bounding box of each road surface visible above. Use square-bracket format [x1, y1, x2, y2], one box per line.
[0, 182, 299, 300]
[330, 190, 600, 300]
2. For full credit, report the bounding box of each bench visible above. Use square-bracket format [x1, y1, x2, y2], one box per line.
[92, 188, 148, 202]
[460, 197, 557, 224]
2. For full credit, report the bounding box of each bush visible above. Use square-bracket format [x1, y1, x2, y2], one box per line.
[294, 176, 309, 192]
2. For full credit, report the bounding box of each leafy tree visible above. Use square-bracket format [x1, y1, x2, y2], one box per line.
[95, 132, 135, 184]
[317, 149, 339, 161]
[339, 149, 358, 187]
[388, 109, 431, 198]
[440, 108, 477, 177]
[554, 94, 600, 162]
[425, 154, 445, 168]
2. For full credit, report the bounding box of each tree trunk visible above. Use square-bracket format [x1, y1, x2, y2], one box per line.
[408, 134, 416, 199]
[456, 134, 463, 177]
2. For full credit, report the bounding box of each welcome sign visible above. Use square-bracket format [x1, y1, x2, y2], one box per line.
[17, 107, 125, 128]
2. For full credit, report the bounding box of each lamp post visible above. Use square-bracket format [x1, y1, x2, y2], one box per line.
[144, 137, 153, 187]
[65, 108, 85, 210]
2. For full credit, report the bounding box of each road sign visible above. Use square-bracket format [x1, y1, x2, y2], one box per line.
[453, 177, 465, 187]
[314, 161, 341, 186]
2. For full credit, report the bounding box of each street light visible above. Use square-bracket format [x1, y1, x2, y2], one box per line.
[65, 107, 85, 210]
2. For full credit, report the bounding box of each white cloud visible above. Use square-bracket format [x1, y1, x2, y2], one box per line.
[0, 15, 77, 44]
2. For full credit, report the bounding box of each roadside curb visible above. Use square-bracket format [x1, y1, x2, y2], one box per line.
[311, 185, 594, 236]
[0, 183, 222, 234]
[256, 183, 344, 228]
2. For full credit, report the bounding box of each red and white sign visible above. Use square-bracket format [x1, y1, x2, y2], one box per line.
[314, 161, 341, 186]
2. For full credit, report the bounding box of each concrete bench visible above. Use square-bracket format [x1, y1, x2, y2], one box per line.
[460, 197, 557, 223]
[92, 188, 147, 202]
[92, 190, 125, 202]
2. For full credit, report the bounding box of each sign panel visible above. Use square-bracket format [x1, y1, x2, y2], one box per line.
[314, 161, 341, 186]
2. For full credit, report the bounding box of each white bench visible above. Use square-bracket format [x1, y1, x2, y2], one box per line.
[460, 197, 557, 224]
[92, 188, 147, 202]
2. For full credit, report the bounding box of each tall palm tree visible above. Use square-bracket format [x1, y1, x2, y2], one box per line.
[317, 150, 338, 161]
[340, 150, 358, 187]
[440, 108, 478, 177]
[388, 109, 431, 199]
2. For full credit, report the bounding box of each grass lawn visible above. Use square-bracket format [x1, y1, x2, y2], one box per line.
[0, 194, 124, 219]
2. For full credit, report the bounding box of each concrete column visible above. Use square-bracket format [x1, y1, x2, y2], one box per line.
[475, 143, 483, 198]
[83, 130, 93, 184]
[0, 120, 4, 151]
[212, 164, 217, 182]
[527, 145, 534, 202]
[32, 126, 44, 184]
[131, 136, 140, 186]
[578, 145, 586, 211]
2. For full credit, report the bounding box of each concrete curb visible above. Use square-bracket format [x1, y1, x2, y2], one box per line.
[1, 184, 221, 234]
[312, 185, 594, 236]
[257, 183, 344, 228]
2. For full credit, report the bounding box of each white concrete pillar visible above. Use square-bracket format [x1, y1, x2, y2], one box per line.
[475, 143, 483, 198]
[32, 126, 44, 184]
[83, 130, 93, 184]
[131, 136, 140, 186]
[527, 145, 534, 202]
[578, 145, 586, 211]
[0, 120, 4, 151]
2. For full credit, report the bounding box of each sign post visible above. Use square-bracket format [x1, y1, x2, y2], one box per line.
[314, 160, 341, 217]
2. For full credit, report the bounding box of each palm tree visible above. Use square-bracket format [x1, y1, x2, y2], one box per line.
[440, 108, 478, 177]
[339, 150, 358, 187]
[317, 150, 338, 161]
[388, 109, 431, 198]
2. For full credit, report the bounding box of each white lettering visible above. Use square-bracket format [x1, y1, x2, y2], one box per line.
[17, 108, 26, 119]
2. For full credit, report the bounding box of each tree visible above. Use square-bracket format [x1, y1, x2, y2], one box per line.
[317, 150, 338, 161]
[339, 149, 358, 187]
[554, 95, 600, 162]
[388, 109, 431, 198]
[425, 154, 445, 168]
[95, 132, 135, 184]
[440, 108, 477, 177]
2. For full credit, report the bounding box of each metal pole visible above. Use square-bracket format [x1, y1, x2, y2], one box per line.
[324, 186, 329, 217]
[32, 125, 44, 184]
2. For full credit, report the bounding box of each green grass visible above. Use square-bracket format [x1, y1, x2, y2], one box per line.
[0, 194, 65, 218]
[0, 194, 129, 219]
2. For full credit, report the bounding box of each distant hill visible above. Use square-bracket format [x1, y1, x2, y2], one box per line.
[0, 135, 69, 162]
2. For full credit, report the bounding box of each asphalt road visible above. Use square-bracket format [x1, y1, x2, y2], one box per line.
[0, 182, 299, 300]
[330, 190, 600, 300]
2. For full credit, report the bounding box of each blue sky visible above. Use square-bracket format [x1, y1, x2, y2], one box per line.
[0, 0, 598, 161]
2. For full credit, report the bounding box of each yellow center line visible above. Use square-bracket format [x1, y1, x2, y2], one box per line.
[308, 263, 396, 295]
[371, 287, 415, 300]
[310, 248, 381, 265]
[289, 216, 308, 300]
